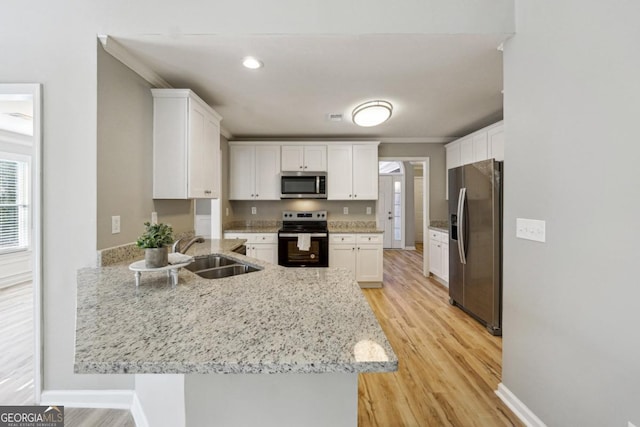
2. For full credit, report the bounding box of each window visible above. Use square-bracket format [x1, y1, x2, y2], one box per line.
[0, 153, 29, 253]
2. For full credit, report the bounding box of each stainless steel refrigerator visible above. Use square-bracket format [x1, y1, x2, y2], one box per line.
[448, 159, 503, 336]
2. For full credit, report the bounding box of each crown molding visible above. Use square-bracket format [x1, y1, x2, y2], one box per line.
[98, 35, 171, 89]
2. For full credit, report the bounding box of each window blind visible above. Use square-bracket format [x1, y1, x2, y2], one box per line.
[0, 158, 29, 252]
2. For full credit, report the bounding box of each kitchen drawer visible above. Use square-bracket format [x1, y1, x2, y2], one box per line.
[224, 232, 277, 244]
[356, 234, 382, 244]
[429, 230, 442, 242]
[252, 233, 278, 244]
[330, 234, 356, 244]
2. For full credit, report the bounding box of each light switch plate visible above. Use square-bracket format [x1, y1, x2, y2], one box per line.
[366, 206, 372, 215]
[111, 215, 121, 234]
[151, 211, 158, 224]
[343, 207, 349, 215]
[516, 218, 545, 242]
[251, 207, 257, 215]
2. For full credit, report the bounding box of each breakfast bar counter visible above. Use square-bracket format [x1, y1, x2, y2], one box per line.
[75, 239, 397, 426]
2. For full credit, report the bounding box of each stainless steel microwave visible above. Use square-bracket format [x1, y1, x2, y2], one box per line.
[280, 172, 327, 199]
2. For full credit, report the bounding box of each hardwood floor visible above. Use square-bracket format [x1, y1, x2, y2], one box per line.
[0, 282, 34, 406]
[64, 408, 135, 427]
[358, 246, 522, 427]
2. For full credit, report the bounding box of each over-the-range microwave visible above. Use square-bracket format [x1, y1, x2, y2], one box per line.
[280, 172, 327, 199]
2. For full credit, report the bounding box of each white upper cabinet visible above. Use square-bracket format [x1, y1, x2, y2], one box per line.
[487, 125, 505, 161]
[445, 121, 504, 200]
[460, 137, 473, 165]
[152, 89, 222, 199]
[229, 144, 280, 200]
[281, 145, 327, 172]
[327, 143, 379, 200]
[327, 145, 353, 199]
[352, 144, 379, 200]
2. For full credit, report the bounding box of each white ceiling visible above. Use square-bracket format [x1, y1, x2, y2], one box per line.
[113, 34, 506, 140]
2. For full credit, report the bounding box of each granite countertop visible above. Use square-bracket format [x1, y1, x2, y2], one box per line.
[75, 239, 397, 375]
[429, 220, 449, 233]
[328, 226, 384, 234]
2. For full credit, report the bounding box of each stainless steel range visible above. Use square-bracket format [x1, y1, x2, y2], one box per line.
[278, 211, 329, 267]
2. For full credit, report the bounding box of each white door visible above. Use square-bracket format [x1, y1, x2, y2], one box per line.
[414, 176, 424, 243]
[378, 176, 393, 248]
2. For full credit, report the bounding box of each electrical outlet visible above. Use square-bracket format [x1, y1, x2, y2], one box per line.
[366, 206, 372, 215]
[251, 207, 257, 215]
[111, 216, 121, 234]
[516, 218, 546, 242]
[225, 207, 229, 216]
[151, 211, 158, 224]
[343, 207, 349, 215]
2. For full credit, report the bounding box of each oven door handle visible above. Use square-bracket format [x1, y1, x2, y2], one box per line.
[279, 233, 328, 238]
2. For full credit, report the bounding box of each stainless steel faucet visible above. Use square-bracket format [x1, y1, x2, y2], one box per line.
[172, 236, 205, 254]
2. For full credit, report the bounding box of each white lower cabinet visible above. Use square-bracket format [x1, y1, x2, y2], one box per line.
[428, 229, 449, 284]
[224, 233, 278, 265]
[329, 233, 383, 287]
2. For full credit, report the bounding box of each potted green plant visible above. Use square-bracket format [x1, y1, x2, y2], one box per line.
[136, 222, 174, 268]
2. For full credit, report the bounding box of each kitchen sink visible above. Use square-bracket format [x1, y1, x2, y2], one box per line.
[186, 255, 238, 271]
[185, 254, 261, 279]
[194, 264, 261, 279]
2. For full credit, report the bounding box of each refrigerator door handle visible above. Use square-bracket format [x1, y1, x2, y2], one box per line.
[457, 187, 467, 264]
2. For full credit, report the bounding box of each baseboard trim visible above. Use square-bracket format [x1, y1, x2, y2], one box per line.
[130, 393, 149, 427]
[496, 383, 547, 427]
[40, 389, 134, 410]
[404, 246, 417, 250]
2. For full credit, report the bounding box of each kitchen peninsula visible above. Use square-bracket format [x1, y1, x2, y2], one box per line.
[75, 239, 397, 427]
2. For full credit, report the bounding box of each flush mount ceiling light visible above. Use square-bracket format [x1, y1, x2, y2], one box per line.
[352, 100, 393, 127]
[242, 56, 263, 69]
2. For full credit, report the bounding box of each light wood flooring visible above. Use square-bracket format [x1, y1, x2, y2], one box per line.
[0, 282, 34, 406]
[358, 245, 522, 426]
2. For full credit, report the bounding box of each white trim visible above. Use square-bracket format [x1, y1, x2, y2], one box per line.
[378, 137, 455, 144]
[495, 383, 547, 427]
[404, 246, 416, 250]
[131, 393, 149, 427]
[98, 35, 172, 89]
[40, 390, 134, 409]
[220, 126, 233, 140]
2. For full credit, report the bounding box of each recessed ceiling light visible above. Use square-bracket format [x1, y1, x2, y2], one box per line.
[352, 100, 393, 127]
[242, 56, 263, 69]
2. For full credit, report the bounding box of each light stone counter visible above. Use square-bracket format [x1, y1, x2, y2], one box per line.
[75, 239, 397, 375]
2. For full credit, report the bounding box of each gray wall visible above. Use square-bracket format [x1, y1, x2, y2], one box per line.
[378, 143, 447, 221]
[502, 1, 640, 426]
[97, 43, 193, 250]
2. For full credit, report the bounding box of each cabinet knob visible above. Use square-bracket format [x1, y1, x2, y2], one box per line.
[354, 194, 357, 198]
[304, 166, 307, 169]
[349, 194, 352, 198]
[341, 238, 344, 241]
[299, 166, 303, 169]
[352, 247, 355, 251]
[255, 194, 259, 197]
[251, 194, 255, 197]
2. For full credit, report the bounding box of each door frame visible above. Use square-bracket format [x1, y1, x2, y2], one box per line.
[0, 83, 43, 402]
[379, 157, 430, 276]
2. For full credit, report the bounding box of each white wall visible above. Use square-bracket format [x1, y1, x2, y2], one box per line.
[0, 0, 513, 395]
[502, 1, 640, 425]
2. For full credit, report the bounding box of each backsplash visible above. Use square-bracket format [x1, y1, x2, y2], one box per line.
[229, 200, 376, 222]
[97, 230, 195, 267]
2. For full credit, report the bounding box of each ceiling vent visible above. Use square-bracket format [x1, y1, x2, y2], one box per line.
[326, 113, 343, 122]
